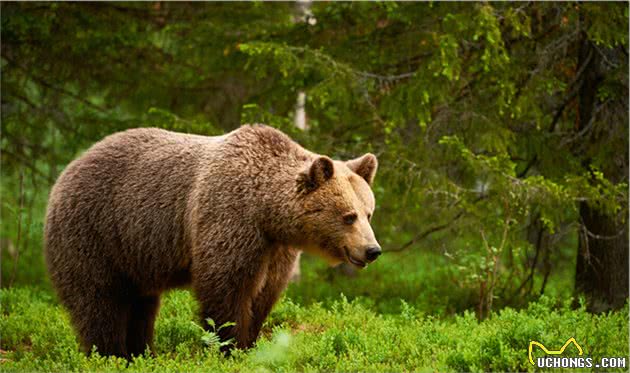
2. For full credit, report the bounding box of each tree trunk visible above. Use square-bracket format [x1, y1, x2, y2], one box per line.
[574, 33, 629, 312]
[576, 204, 628, 312]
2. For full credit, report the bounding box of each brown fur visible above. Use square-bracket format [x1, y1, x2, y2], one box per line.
[44, 125, 379, 358]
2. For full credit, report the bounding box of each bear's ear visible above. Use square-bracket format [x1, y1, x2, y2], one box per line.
[298, 156, 335, 192]
[346, 153, 378, 185]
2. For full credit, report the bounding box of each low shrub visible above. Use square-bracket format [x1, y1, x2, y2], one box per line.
[1, 287, 627, 372]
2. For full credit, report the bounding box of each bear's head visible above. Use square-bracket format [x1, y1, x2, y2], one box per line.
[295, 153, 381, 268]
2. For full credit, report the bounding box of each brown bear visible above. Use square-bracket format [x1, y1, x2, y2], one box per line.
[44, 124, 381, 358]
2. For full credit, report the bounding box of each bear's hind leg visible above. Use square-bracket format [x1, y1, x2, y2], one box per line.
[70, 295, 131, 358]
[126, 295, 160, 358]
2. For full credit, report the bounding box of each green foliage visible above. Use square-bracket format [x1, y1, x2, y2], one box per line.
[1, 287, 628, 372]
[196, 319, 236, 350]
[286, 251, 478, 316]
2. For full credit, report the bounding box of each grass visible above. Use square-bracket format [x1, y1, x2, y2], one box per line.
[286, 251, 479, 316]
[1, 285, 628, 372]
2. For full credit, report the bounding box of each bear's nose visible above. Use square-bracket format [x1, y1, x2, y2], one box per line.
[365, 246, 382, 262]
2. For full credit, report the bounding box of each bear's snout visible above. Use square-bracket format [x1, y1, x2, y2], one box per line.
[364, 245, 382, 262]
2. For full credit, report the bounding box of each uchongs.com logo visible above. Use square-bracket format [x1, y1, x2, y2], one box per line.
[528, 337, 627, 369]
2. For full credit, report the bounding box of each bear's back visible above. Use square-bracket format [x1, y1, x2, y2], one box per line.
[45, 128, 226, 291]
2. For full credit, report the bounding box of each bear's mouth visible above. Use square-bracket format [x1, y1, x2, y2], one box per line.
[344, 246, 366, 268]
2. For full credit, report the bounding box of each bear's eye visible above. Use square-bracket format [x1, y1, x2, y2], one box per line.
[343, 213, 358, 225]
[367, 213, 372, 221]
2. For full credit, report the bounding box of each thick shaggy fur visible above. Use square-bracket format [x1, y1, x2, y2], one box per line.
[45, 125, 379, 358]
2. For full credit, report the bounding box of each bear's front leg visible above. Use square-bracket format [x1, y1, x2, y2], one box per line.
[249, 247, 299, 340]
[191, 232, 270, 351]
[192, 266, 263, 351]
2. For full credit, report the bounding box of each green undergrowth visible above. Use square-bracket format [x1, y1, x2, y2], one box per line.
[1, 287, 628, 372]
[286, 251, 474, 316]
[287, 247, 576, 316]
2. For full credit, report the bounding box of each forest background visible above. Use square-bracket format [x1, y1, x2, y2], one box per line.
[1, 2, 628, 371]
